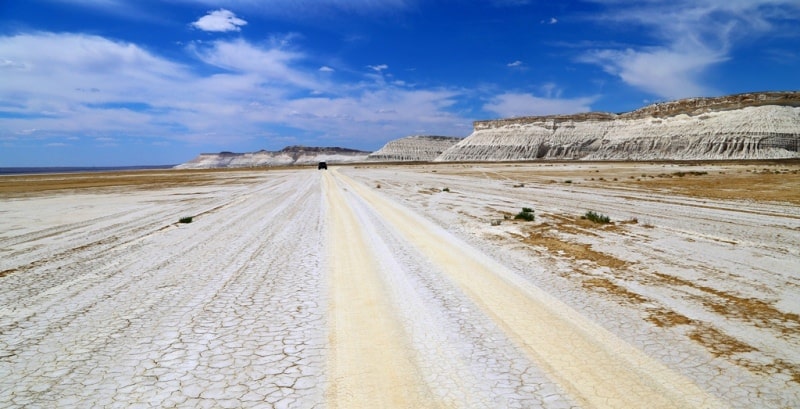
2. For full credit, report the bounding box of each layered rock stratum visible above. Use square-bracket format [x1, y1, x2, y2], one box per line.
[436, 91, 800, 161]
[175, 146, 371, 169]
[367, 135, 463, 162]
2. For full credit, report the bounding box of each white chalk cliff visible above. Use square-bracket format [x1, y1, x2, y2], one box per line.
[436, 92, 800, 161]
[367, 135, 463, 161]
[175, 146, 370, 169]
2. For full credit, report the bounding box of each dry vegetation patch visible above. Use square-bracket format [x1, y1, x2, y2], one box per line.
[520, 217, 628, 270]
[582, 277, 647, 304]
[0, 168, 273, 197]
[652, 273, 800, 333]
[429, 161, 800, 204]
[631, 166, 800, 204]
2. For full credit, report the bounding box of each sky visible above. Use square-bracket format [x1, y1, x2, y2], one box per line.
[1, 0, 799, 166]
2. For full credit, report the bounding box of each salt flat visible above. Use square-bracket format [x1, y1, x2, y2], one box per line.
[0, 162, 798, 408]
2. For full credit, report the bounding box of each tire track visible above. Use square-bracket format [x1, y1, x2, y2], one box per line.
[334, 170, 729, 409]
[323, 171, 439, 408]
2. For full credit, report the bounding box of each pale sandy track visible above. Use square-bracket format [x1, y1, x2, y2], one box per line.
[331, 170, 727, 409]
[323, 172, 435, 407]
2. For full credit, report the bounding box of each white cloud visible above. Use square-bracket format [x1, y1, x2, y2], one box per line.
[319, 66, 335, 72]
[507, 60, 523, 67]
[579, 0, 800, 99]
[192, 9, 247, 32]
[367, 64, 388, 72]
[0, 32, 471, 150]
[483, 93, 596, 118]
[540, 17, 557, 24]
[190, 39, 316, 88]
[177, 0, 411, 18]
[580, 47, 727, 99]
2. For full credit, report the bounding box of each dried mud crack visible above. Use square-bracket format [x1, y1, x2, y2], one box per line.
[1, 162, 798, 408]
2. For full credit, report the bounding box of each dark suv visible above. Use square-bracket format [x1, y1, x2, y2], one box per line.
[317, 161, 327, 170]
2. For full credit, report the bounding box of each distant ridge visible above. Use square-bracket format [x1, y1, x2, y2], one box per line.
[174, 146, 371, 169]
[437, 91, 800, 161]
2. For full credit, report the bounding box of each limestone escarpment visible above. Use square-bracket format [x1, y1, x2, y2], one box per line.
[367, 136, 463, 162]
[438, 91, 800, 161]
[175, 146, 371, 169]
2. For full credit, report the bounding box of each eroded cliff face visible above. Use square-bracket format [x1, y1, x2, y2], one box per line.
[175, 146, 371, 169]
[437, 92, 800, 161]
[367, 136, 463, 162]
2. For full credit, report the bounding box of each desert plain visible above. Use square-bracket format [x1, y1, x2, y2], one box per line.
[0, 161, 798, 408]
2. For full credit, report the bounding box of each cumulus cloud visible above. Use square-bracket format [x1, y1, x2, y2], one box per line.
[192, 9, 247, 32]
[507, 60, 523, 68]
[319, 66, 335, 72]
[483, 93, 595, 118]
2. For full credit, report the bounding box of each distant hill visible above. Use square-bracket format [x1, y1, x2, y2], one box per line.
[367, 135, 463, 162]
[174, 146, 371, 169]
[436, 91, 800, 161]
[175, 92, 800, 168]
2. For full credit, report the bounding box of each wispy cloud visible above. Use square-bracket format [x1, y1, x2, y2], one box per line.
[0, 32, 471, 150]
[367, 64, 388, 72]
[176, 0, 412, 18]
[579, 47, 728, 99]
[578, 0, 800, 99]
[192, 9, 248, 32]
[483, 92, 596, 118]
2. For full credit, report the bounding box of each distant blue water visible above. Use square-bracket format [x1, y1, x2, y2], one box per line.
[0, 165, 176, 175]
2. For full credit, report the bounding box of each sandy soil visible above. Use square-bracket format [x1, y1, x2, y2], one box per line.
[0, 162, 798, 408]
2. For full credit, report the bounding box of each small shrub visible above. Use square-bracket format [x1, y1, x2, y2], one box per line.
[584, 211, 610, 224]
[376, 184, 381, 189]
[514, 207, 535, 221]
[442, 187, 450, 192]
[179, 216, 193, 224]
[564, 180, 572, 184]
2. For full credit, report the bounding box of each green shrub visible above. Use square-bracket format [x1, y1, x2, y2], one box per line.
[179, 216, 193, 224]
[583, 211, 610, 224]
[442, 187, 450, 192]
[514, 207, 535, 221]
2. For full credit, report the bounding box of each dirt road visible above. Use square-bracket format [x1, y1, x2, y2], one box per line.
[1, 165, 796, 407]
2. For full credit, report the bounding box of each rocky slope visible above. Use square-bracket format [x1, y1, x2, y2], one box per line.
[175, 146, 371, 169]
[367, 135, 463, 162]
[436, 91, 800, 161]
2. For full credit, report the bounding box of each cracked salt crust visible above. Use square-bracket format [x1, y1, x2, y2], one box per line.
[1, 163, 798, 408]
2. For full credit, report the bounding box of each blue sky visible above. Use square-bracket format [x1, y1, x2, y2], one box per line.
[1, 0, 799, 166]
